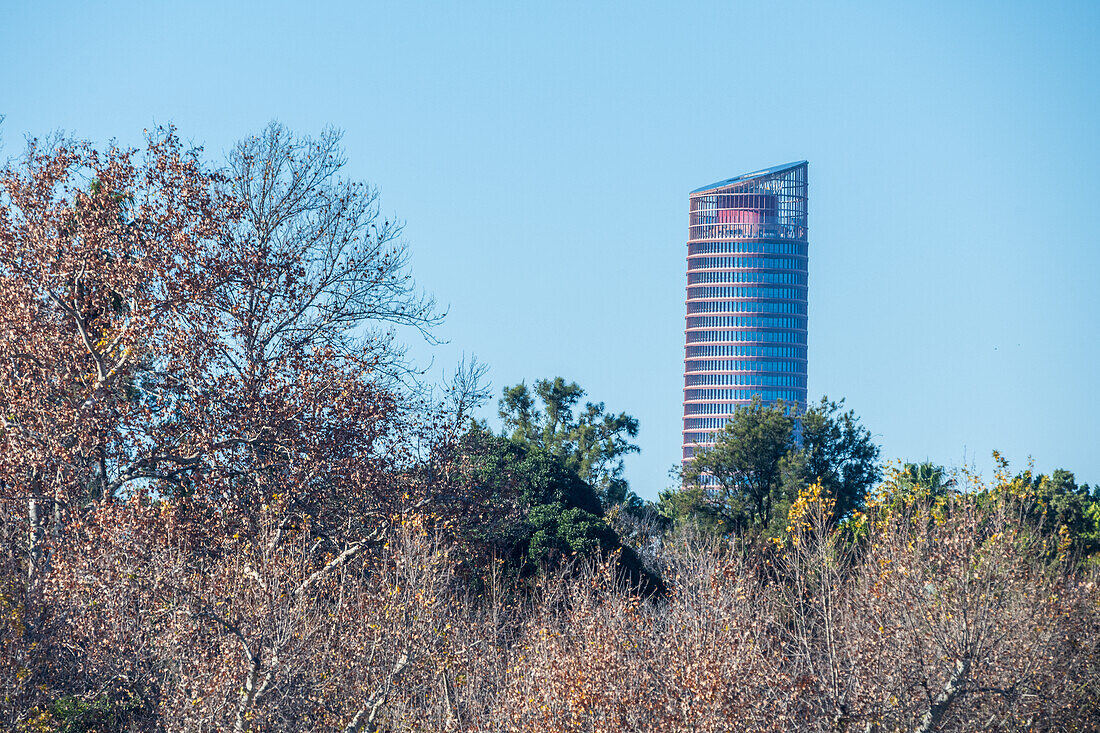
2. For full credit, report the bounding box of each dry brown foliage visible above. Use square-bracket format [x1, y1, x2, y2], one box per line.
[8, 488, 1098, 732]
[470, 489, 1100, 733]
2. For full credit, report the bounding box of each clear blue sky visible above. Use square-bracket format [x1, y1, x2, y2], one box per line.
[3, 1, 1098, 498]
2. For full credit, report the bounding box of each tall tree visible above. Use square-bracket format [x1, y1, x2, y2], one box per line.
[0, 130, 227, 577]
[798, 397, 881, 521]
[668, 396, 880, 536]
[498, 377, 641, 509]
[677, 396, 797, 533]
[141, 125, 446, 729]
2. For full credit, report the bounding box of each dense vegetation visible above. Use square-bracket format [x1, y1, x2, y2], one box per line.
[1, 126, 1098, 732]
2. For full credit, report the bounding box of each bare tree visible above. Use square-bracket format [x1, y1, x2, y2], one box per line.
[214, 121, 442, 382]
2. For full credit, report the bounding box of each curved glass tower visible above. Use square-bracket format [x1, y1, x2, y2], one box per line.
[682, 161, 808, 463]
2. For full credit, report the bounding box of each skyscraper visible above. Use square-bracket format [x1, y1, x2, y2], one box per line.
[682, 162, 808, 464]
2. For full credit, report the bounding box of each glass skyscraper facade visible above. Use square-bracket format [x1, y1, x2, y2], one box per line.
[682, 161, 808, 463]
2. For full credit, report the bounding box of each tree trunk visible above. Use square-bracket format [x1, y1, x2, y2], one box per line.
[27, 494, 44, 581]
[913, 657, 970, 733]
